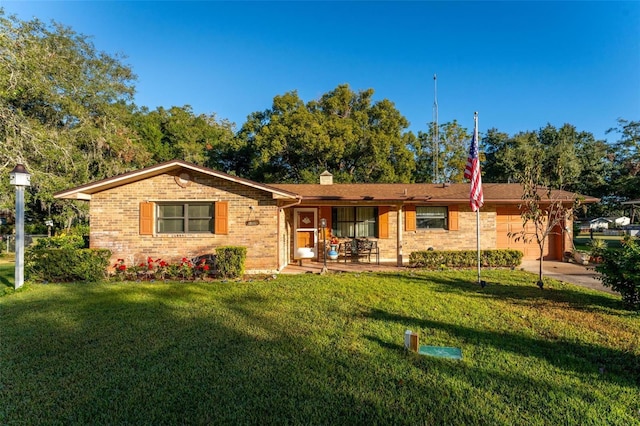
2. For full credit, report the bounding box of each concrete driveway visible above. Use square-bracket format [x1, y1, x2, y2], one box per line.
[520, 259, 616, 294]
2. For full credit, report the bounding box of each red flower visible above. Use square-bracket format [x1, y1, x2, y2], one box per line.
[118, 265, 126, 271]
[203, 265, 210, 271]
[159, 260, 168, 267]
[147, 257, 153, 263]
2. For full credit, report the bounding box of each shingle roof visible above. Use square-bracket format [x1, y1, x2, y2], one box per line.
[54, 160, 300, 200]
[53, 159, 599, 205]
[271, 182, 599, 204]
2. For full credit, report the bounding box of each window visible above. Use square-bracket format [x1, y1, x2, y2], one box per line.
[332, 207, 378, 238]
[157, 203, 213, 233]
[416, 206, 448, 229]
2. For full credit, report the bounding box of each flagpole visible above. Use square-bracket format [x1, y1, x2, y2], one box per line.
[474, 112, 481, 286]
[465, 111, 484, 287]
[476, 201, 481, 285]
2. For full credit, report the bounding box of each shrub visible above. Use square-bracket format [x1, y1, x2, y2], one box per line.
[66, 224, 90, 237]
[409, 249, 523, 269]
[26, 248, 111, 282]
[595, 236, 640, 310]
[31, 234, 85, 250]
[216, 246, 246, 278]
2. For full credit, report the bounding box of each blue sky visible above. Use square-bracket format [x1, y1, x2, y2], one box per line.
[2, 1, 639, 142]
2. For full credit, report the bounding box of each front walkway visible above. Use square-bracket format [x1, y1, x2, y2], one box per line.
[281, 258, 616, 295]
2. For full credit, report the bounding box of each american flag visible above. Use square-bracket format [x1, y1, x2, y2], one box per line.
[464, 115, 484, 212]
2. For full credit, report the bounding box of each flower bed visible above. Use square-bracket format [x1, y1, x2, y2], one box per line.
[113, 256, 212, 282]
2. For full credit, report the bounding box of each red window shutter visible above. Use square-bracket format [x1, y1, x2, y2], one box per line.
[378, 206, 389, 238]
[140, 202, 154, 235]
[448, 205, 459, 231]
[404, 205, 416, 231]
[215, 201, 228, 235]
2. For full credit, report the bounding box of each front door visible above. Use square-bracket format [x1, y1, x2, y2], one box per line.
[294, 209, 317, 260]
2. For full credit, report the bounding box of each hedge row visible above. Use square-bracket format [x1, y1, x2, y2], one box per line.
[409, 249, 523, 269]
[24, 235, 248, 283]
[27, 248, 111, 282]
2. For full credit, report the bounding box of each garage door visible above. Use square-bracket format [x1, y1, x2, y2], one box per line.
[496, 206, 555, 260]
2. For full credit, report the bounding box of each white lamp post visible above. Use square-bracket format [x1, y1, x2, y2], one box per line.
[9, 164, 30, 289]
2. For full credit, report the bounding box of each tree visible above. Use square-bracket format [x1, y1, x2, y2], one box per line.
[538, 124, 582, 188]
[236, 84, 415, 183]
[437, 121, 471, 183]
[409, 121, 471, 183]
[482, 123, 616, 218]
[607, 119, 640, 201]
[408, 130, 433, 183]
[511, 162, 578, 288]
[0, 11, 146, 229]
[238, 90, 333, 182]
[480, 128, 513, 183]
[482, 130, 542, 184]
[129, 106, 236, 167]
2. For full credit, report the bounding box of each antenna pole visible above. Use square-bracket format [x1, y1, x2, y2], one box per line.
[433, 74, 439, 183]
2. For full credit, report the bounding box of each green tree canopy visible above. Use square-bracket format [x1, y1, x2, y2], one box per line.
[130, 105, 235, 167]
[236, 84, 414, 183]
[0, 11, 148, 228]
[607, 119, 640, 201]
[409, 120, 473, 184]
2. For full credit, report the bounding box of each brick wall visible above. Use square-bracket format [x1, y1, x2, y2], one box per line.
[283, 204, 499, 264]
[401, 206, 497, 256]
[90, 170, 281, 273]
[281, 203, 572, 264]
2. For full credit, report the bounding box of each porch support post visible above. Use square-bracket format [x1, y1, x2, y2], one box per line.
[397, 203, 403, 266]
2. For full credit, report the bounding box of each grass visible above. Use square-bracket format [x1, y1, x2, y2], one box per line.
[0, 268, 639, 425]
[574, 234, 625, 252]
[0, 254, 14, 291]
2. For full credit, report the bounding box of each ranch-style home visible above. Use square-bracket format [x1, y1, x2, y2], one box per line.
[54, 160, 598, 273]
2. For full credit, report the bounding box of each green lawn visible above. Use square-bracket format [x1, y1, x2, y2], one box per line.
[1, 269, 639, 425]
[574, 234, 625, 252]
[0, 254, 14, 291]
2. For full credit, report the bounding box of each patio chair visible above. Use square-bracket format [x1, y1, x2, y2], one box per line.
[343, 239, 379, 264]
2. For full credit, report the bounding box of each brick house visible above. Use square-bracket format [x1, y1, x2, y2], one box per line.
[54, 160, 597, 273]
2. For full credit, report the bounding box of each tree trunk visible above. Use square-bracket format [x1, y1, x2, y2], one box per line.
[537, 241, 545, 288]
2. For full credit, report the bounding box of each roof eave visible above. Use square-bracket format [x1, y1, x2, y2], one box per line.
[53, 160, 299, 201]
